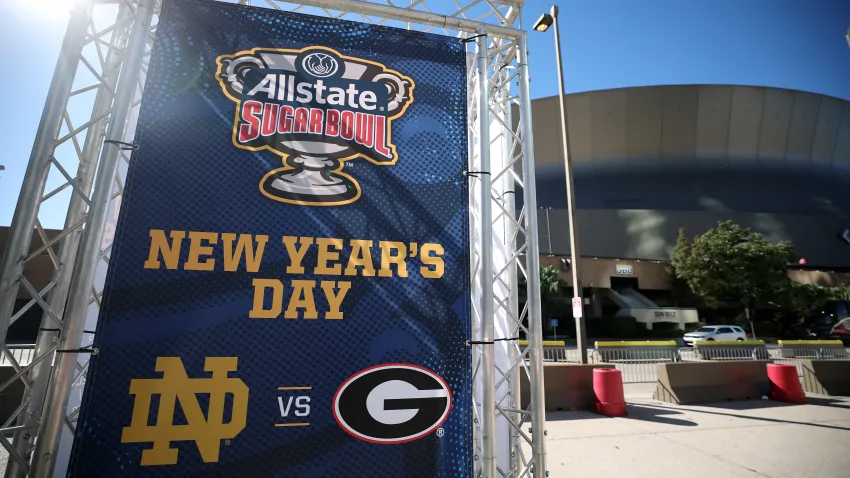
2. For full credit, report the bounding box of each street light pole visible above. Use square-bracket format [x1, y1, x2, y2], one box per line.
[534, 6, 588, 363]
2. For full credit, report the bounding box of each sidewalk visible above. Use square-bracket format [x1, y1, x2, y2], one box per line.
[536, 386, 850, 478]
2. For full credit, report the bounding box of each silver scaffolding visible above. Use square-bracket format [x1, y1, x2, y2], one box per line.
[0, 1, 547, 477]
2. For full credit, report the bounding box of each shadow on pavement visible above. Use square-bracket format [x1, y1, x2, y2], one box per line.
[805, 396, 850, 409]
[695, 399, 791, 411]
[546, 411, 606, 422]
[625, 404, 697, 427]
[646, 402, 850, 431]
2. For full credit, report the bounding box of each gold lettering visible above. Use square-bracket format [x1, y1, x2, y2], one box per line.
[379, 241, 408, 278]
[143, 230, 186, 270]
[249, 279, 283, 318]
[282, 236, 313, 274]
[315, 238, 343, 275]
[184, 232, 218, 271]
[321, 281, 351, 320]
[420, 243, 444, 279]
[344, 239, 375, 277]
[285, 280, 317, 319]
[222, 233, 267, 273]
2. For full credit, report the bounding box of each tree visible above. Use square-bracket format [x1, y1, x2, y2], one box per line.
[778, 282, 850, 320]
[671, 221, 796, 332]
[539, 266, 566, 336]
[539, 265, 561, 297]
[668, 230, 701, 307]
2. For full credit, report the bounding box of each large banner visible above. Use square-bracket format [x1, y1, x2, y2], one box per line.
[67, 0, 471, 476]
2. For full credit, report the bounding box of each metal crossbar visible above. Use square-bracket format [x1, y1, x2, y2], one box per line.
[0, 1, 546, 477]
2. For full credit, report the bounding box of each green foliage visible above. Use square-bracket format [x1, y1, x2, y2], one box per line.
[670, 221, 795, 310]
[668, 231, 702, 307]
[777, 282, 850, 318]
[539, 266, 565, 329]
[539, 266, 561, 297]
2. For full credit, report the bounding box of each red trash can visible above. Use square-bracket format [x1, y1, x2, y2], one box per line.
[593, 368, 627, 417]
[767, 363, 806, 404]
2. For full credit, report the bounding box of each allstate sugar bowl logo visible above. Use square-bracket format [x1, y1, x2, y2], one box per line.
[216, 46, 414, 206]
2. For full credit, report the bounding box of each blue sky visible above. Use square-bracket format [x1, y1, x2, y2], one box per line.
[1, 0, 849, 229]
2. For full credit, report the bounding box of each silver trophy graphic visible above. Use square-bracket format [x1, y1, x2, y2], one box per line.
[217, 46, 414, 206]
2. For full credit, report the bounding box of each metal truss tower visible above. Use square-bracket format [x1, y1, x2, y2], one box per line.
[0, 1, 548, 477]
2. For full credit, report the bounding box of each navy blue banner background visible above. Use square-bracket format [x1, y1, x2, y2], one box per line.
[67, 0, 471, 476]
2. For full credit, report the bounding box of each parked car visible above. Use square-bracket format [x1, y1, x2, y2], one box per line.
[826, 317, 850, 344]
[683, 325, 747, 346]
[792, 300, 850, 343]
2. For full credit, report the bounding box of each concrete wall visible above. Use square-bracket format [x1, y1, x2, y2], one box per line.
[537, 208, 850, 269]
[528, 85, 850, 175]
[521, 85, 850, 271]
[539, 254, 670, 289]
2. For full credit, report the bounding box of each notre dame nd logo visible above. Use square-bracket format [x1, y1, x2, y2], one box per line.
[121, 357, 249, 466]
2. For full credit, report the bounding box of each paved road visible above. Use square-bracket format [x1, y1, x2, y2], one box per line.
[532, 388, 850, 477]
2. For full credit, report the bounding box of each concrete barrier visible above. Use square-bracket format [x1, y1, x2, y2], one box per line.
[520, 363, 614, 411]
[693, 340, 770, 360]
[778, 340, 849, 359]
[652, 361, 771, 405]
[800, 359, 850, 396]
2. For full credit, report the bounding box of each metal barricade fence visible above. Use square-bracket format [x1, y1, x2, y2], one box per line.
[692, 340, 771, 361]
[542, 347, 578, 363]
[0, 344, 35, 367]
[770, 341, 850, 377]
[530, 342, 850, 384]
[590, 346, 680, 384]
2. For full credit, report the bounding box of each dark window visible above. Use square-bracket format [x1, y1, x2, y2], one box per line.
[717, 327, 733, 334]
[8, 300, 42, 344]
[835, 301, 849, 320]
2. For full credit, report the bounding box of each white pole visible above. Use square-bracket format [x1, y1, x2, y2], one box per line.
[476, 25, 497, 478]
[517, 33, 549, 478]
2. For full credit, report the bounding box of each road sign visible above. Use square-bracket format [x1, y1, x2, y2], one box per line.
[550, 318, 559, 327]
[572, 297, 583, 318]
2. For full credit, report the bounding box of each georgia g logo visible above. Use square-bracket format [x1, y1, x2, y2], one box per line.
[333, 364, 452, 444]
[216, 46, 414, 207]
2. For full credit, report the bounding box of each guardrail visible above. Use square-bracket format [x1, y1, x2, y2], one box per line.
[0, 345, 35, 367]
[524, 340, 850, 384]
[591, 341, 679, 383]
[518, 340, 577, 362]
[693, 340, 771, 361]
[776, 340, 848, 359]
[771, 340, 848, 377]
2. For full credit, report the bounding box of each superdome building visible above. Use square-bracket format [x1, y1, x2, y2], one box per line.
[526, 84, 850, 320]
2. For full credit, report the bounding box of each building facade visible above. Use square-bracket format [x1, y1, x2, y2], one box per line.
[526, 84, 850, 315]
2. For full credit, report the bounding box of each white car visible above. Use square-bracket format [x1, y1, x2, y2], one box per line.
[683, 325, 747, 346]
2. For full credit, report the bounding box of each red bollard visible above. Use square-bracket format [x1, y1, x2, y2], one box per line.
[767, 363, 806, 404]
[593, 368, 627, 417]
